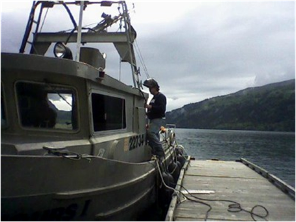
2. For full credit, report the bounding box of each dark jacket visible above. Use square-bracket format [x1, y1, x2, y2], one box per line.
[147, 92, 166, 120]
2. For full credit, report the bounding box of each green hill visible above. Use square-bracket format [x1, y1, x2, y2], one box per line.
[166, 79, 295, 132]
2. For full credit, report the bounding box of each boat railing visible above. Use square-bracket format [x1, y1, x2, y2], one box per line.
[166, 124, 177, 129]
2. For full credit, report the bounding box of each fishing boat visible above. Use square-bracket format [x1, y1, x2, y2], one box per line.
[1, 1, 186, 220]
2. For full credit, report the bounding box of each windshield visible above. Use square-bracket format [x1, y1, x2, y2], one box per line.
[16, 81, 78, 130]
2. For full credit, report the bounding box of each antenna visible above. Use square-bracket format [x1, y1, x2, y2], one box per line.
[76, 1, 84, 62]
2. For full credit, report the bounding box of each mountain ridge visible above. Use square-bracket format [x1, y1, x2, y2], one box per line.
[166, 79, 295, 132]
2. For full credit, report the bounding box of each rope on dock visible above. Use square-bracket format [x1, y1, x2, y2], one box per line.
[161, 157, 270, 221]
[178, 182, 269, 221]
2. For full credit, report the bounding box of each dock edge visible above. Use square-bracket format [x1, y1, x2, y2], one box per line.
[239, 158, 295, 200]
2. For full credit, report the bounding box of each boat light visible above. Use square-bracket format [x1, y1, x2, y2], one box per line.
[96, 67, 105, 81]
[53, 42, 73, 60]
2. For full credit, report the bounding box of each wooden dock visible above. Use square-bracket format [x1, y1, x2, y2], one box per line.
[166, 158, 295, 221]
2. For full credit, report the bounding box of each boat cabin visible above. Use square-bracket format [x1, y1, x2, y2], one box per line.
[1, 52, 149, 162]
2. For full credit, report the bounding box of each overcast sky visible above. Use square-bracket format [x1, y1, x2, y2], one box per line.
[1, 1, 295, 111]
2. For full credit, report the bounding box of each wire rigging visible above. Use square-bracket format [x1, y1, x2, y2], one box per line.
[126, 2, 149, 80]
[39, 7, 49, 32]
[134, 39, 150, 79]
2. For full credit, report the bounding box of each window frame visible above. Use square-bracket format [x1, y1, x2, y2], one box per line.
[90, 90, 127, 134]
[1, 82, 9, 129]
[15, 80, 80, 133]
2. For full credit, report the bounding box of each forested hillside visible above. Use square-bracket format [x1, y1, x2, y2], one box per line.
[166, 79, 295, 132]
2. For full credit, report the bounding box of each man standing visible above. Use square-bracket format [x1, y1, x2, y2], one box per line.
[143, 78, 167, 158]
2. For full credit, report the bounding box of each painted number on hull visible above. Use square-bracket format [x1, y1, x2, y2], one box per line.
[129, 134, 145, 150]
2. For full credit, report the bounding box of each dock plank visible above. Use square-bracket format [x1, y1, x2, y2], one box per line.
[170, 160, 295, 221]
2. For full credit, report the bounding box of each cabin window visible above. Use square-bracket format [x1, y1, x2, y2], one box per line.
[1, 86, 7, 128]
[16, 81, 78, 130]
[91, 93, 126, 131]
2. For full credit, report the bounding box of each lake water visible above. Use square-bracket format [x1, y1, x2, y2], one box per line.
[174, 128, 295, 187]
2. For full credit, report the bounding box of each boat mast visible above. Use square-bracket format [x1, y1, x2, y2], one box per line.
[19, 1, 37, 53]
[76, 1, 84, 62]
[19, 1, 141, 89]
[121, 1, 140, 89]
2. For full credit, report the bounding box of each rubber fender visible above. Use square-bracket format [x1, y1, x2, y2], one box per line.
[161, 188, 174, 207]
[175, 145, 184, 155]
[168, 161, 181, 183]
[162, 171, 175, 188]
[159, 172, 174, 206]
[177, 155, 186, 167]
[168, 161, 177, 174]
[176, 160, 182, 169]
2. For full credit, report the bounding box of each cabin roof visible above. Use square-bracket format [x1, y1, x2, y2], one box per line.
[2, 53, 144, 97]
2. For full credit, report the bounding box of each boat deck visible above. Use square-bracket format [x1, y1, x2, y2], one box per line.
[166, 158, 295, 221]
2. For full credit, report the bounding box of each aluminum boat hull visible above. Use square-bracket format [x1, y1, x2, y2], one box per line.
[1, 154, 169, 220]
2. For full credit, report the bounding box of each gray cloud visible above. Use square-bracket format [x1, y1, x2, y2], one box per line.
[134, 1, 295, 110]
[1, 1, 295, 111]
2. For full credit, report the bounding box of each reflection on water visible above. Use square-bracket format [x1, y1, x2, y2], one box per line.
[175, 128, 295, 187]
